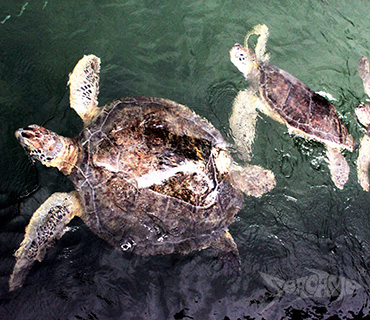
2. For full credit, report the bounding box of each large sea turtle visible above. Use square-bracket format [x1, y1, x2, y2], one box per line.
[10, 55, 276, 291]
[229, 24, 355, 188]
[355, 56, 370, 191]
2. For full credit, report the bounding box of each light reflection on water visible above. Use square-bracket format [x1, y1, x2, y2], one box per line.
[1, 0, 370, 319]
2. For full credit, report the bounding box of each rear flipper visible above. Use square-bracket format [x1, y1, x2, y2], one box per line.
[357, 135, 370, 191]
[212, 231, 241, 276]
[9, 192, 83, 291]
[326, 147, 350, 189]
[231, 163, 276, 198]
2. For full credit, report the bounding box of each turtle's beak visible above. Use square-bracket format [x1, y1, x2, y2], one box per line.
[15, 128, 22, 141]
[15, 125, 43, 151]
[15, 127, 29, 140]
[16, 127, 33, 150]
[15, 125, 63, 165]
[15, 127, 34, 140]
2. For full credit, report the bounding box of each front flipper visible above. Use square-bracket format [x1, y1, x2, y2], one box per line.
[230, 163, 276, 198]
[211, 231, 241, 276]
[326, 147, 350, 189]
[229, 90, 260, 161]
[357, 135, 370, 191]
[9, 191, 83, 291]
[245, 24, 270, 63]
[68, 54, 101, 126]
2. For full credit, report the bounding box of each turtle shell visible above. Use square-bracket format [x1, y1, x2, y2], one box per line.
[258, 63, 354, 150]
[69, 96, 243, 255]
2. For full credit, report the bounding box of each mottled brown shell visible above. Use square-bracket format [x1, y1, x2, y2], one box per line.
[259, 63, 354, 150]
[69, 96, 243, 255]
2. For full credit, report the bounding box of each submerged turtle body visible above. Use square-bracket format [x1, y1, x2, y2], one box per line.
[10, 55, 276, 291]
[73, 96, 243, 255]
[229, 24, 354, 189]
[258, 63, 354, 149]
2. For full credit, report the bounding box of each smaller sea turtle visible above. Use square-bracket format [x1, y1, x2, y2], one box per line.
[355, 56, 370, 191]
[229, 24, 355, 188]
[10, 54, 276, 291]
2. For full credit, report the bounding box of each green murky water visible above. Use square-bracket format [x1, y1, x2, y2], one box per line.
[1, 1, 370, 319]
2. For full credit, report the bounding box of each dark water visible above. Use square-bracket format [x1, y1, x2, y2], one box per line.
[1, 0, 370, 319]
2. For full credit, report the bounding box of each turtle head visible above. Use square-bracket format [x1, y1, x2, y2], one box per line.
[15, 125, 81, 174]
[229, 43, 258, 79]
[15, 125, 63, 165]
[355, 104, 370, 130]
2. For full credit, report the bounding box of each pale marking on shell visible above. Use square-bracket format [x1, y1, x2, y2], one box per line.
[136, 160, 213, 189]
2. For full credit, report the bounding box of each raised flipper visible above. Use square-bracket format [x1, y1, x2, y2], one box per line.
[211, 231, 241, 276]
[9, 191, 83, 291]
[357, 134, 370, 191]
[68, 54, 101, 126]
[230, 163, 276, 198]
[229, 90, 261, 162]
[326, 147, 350, 189]
[244, 24, 270, 63]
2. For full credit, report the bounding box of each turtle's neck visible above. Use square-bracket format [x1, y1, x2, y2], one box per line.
[47, 137, 83, 175]
[246, 64, 261, 92]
